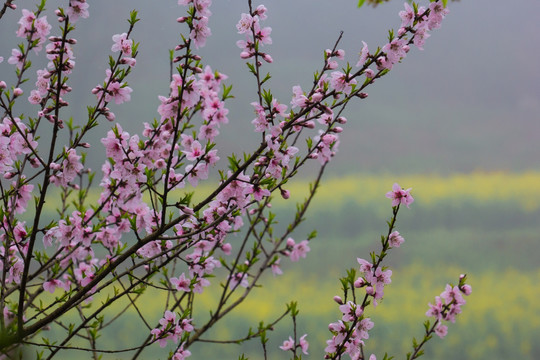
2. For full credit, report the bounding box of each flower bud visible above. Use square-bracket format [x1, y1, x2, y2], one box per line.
[364, 69, 375, 79]
[7, 3, 16, 9]
[460, 284, 472, 295]
[120, 57, 137, 67]
[262, 53, 273, 63]
[50, 162, 61, 171]
[332, 126, 343, 133]
[333, 295, 343, 305]
[326, 60, 338, 70]
[286, 237, 295, 247]
[177, 16, 188, 23]
[221, 243, 232, 255]
[29, 157, 40, 168]
[336, 116, 347, 124]
[280, 188, 290, 199]
[354, 277, 366, 288]
[358, 92, 368, 99]
[0, 81, 6, 90]
[13, 88, 23, 97]
[366, 286, 374, 295]
[304, 120, 315, 129]
[105, 111, 115, 121]
[312, 92, 323, 102]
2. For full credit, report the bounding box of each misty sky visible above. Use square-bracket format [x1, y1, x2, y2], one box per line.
[1, 0, 539, 175]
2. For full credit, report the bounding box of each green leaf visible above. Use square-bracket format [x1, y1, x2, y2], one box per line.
[357, 0, 366, 8]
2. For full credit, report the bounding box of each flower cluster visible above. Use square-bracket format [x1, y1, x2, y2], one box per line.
[236, 5, 271, 62]
[280, 334, 309, 355]
[0, 1, 468, 359]
[151, 310, 194, 348]
[385, 182, 414, 208]
[13, 8, 51, 54]
[325, 183, 408, 359]
[178, 0, 212, 48]
[426, 276, 472, 338]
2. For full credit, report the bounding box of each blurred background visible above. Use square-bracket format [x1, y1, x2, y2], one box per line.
[1, 0, 539, 359]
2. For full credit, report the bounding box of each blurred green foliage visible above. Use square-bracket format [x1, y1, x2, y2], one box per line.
[27, 172, 540, 359]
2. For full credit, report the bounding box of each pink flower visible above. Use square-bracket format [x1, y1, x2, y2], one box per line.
[236, 13, 253, 34]
[427, 1, 449, 30]
[388, 231, 404, 248]
[28, 89, 42, 104]
[279, 336, 294, 351]
[413, 26, 431, 50]
[271, 257, 283, 276]
[357, 258, 373, 273]
[434, 323, 448, 338]
[190, 16, 211, 49]
[193, 0, 212, 17]
[441, 284, 465, 305]
[385, 183, 414, 208]
[460, 284, 472, 296]
[330, 71, 357, 94]
[356, 41, 369, 67]
[171, 273, 191, 292]
[254, 5, 267, 20]
[253, 21, 272, 45]
[111, 33, 133, 55]
[184, 140, 204, 161]
[339, 301, 363, 322]
[172, 344, 191, 360]
[289, 240, 310, 262]
[43, 279, 66, 293]
[245, 184, 271, 201]
[105, 81, 133, 104]
[426, 296, 443, 319]
[382, 38, 407, 65]
[299, 334, 309, 355]
[229, 272, 249, 289]
[67, 0, 89, 22]
[399, 2, 415, 28]
[18, 9, 36, 30]
[7, 48, 24, 70]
